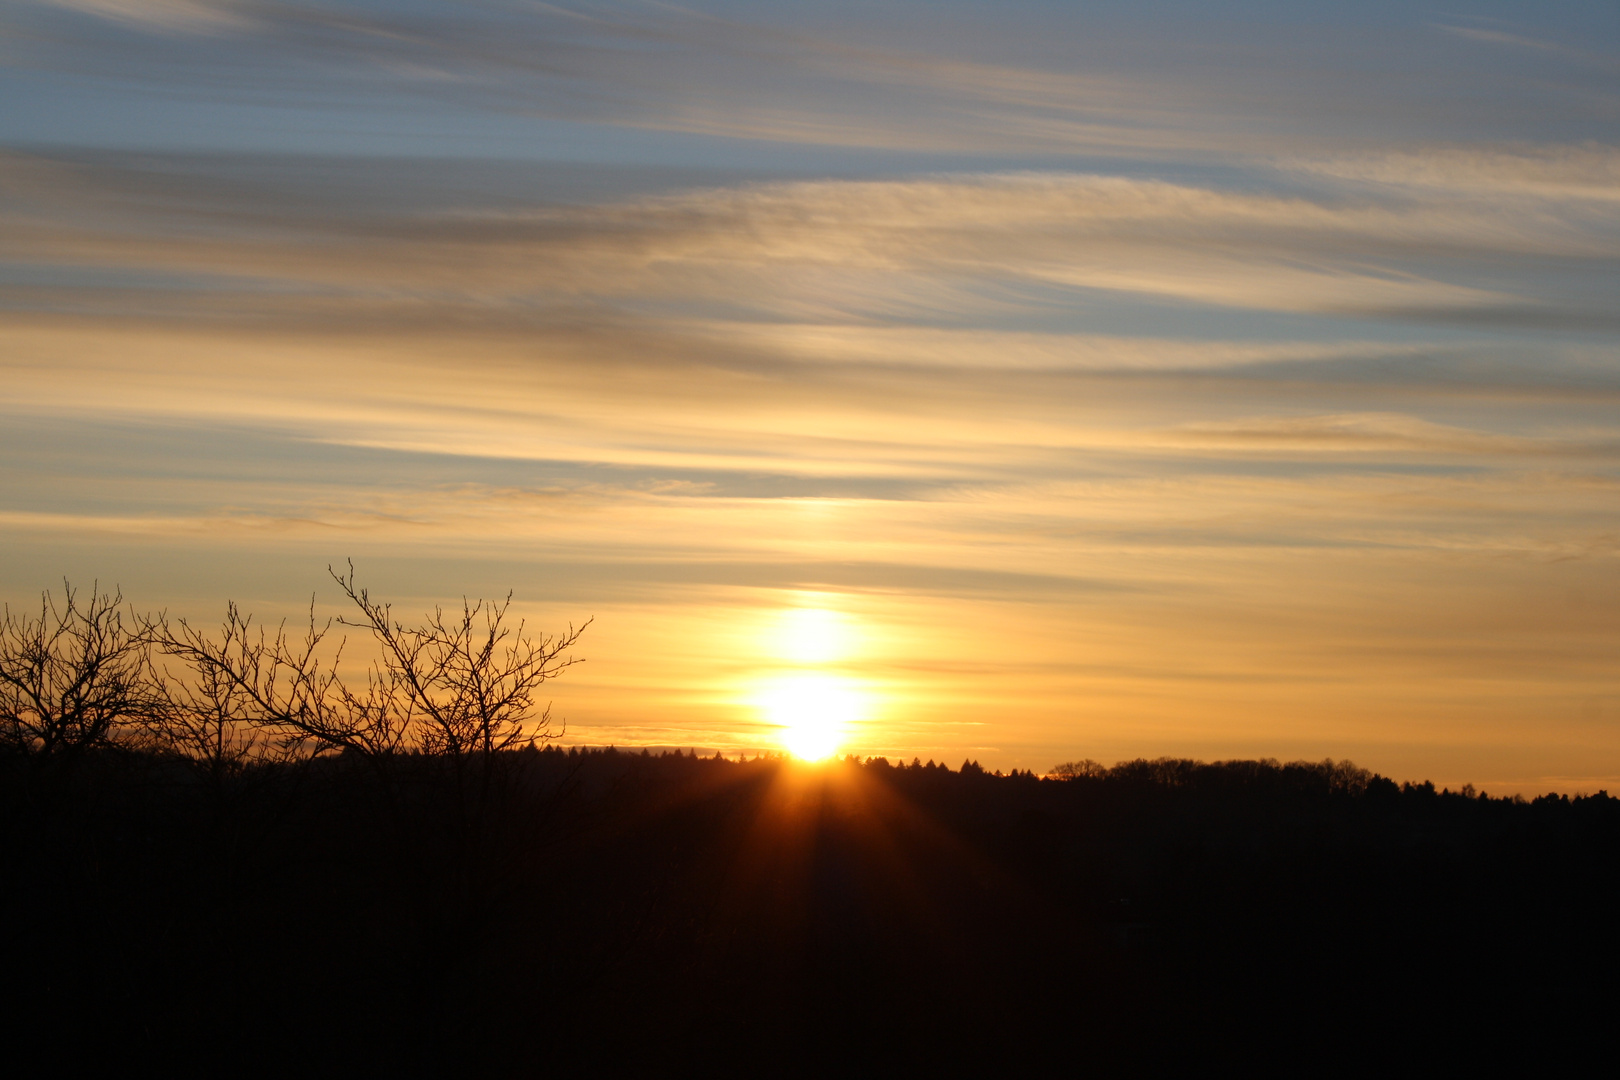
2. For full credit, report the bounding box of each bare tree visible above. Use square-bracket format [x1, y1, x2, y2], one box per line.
[327, 563, 588, 838]
[146, 565, 587, 779]
[141, 642, 271, 786]
[146, 598, 407, 763]
[330, 563, 585, 760]
[0, 582, 151, 760]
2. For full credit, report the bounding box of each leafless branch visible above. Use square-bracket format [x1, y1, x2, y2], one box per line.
[329, 561, 588, 761]
[0, 581, 152, 759]
[145, 599, 407, 761]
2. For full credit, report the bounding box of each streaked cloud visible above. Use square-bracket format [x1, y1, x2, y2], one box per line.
[1435, 21, 1620, 70]
[6, 151, 1616, 331]
[41, 0, 247, 31]
[15, 2, 1616, 159]
[1287, 143, 1620, 202]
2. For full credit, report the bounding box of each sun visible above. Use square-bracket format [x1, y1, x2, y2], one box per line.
[759, 673, 864, 760]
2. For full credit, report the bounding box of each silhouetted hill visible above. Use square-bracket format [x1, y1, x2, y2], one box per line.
[3, 748, 1615, 1071]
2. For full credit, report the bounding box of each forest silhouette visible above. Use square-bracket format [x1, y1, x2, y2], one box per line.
[2, 574, 1615, 1070]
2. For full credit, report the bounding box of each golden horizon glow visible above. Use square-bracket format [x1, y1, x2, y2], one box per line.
[760, 672, 866, 761]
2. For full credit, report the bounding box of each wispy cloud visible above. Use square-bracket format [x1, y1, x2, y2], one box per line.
[40, 0, 248, 32]
[1159, 412, 1620, 459]
[7, 152, 1615, 329]
[1286, 143, 1620, 201]
[22, 2, 1610, 160]
[17, 0, 1200, 154]
[1435, 21, 1619, 69]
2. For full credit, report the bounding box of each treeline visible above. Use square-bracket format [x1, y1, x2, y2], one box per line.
[4, 740, 1613, 1069]
[3, 576, 1617, 1070]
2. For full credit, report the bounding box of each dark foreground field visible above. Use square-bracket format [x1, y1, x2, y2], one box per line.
[4, 749, 1616, 1072]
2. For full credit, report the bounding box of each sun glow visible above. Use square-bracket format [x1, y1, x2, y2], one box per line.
[773, 604, 852, 664]
[753, 599, 871, 759]
[760, 673, 865, 760]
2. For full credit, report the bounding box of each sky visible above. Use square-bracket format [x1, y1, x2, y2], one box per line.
[2, 0, 1619, 789]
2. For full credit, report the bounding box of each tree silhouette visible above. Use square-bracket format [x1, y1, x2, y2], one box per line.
[0, 581, 150, 761]
[141, 627, 276, 788]
[145, 563, 588, 829]
[1049, 758, 1106, 779]
[147, 591, 392, 761]
[328, 561, 586, 762]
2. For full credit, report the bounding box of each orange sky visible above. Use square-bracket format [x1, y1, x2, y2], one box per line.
[3, 1, 1619, 792]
